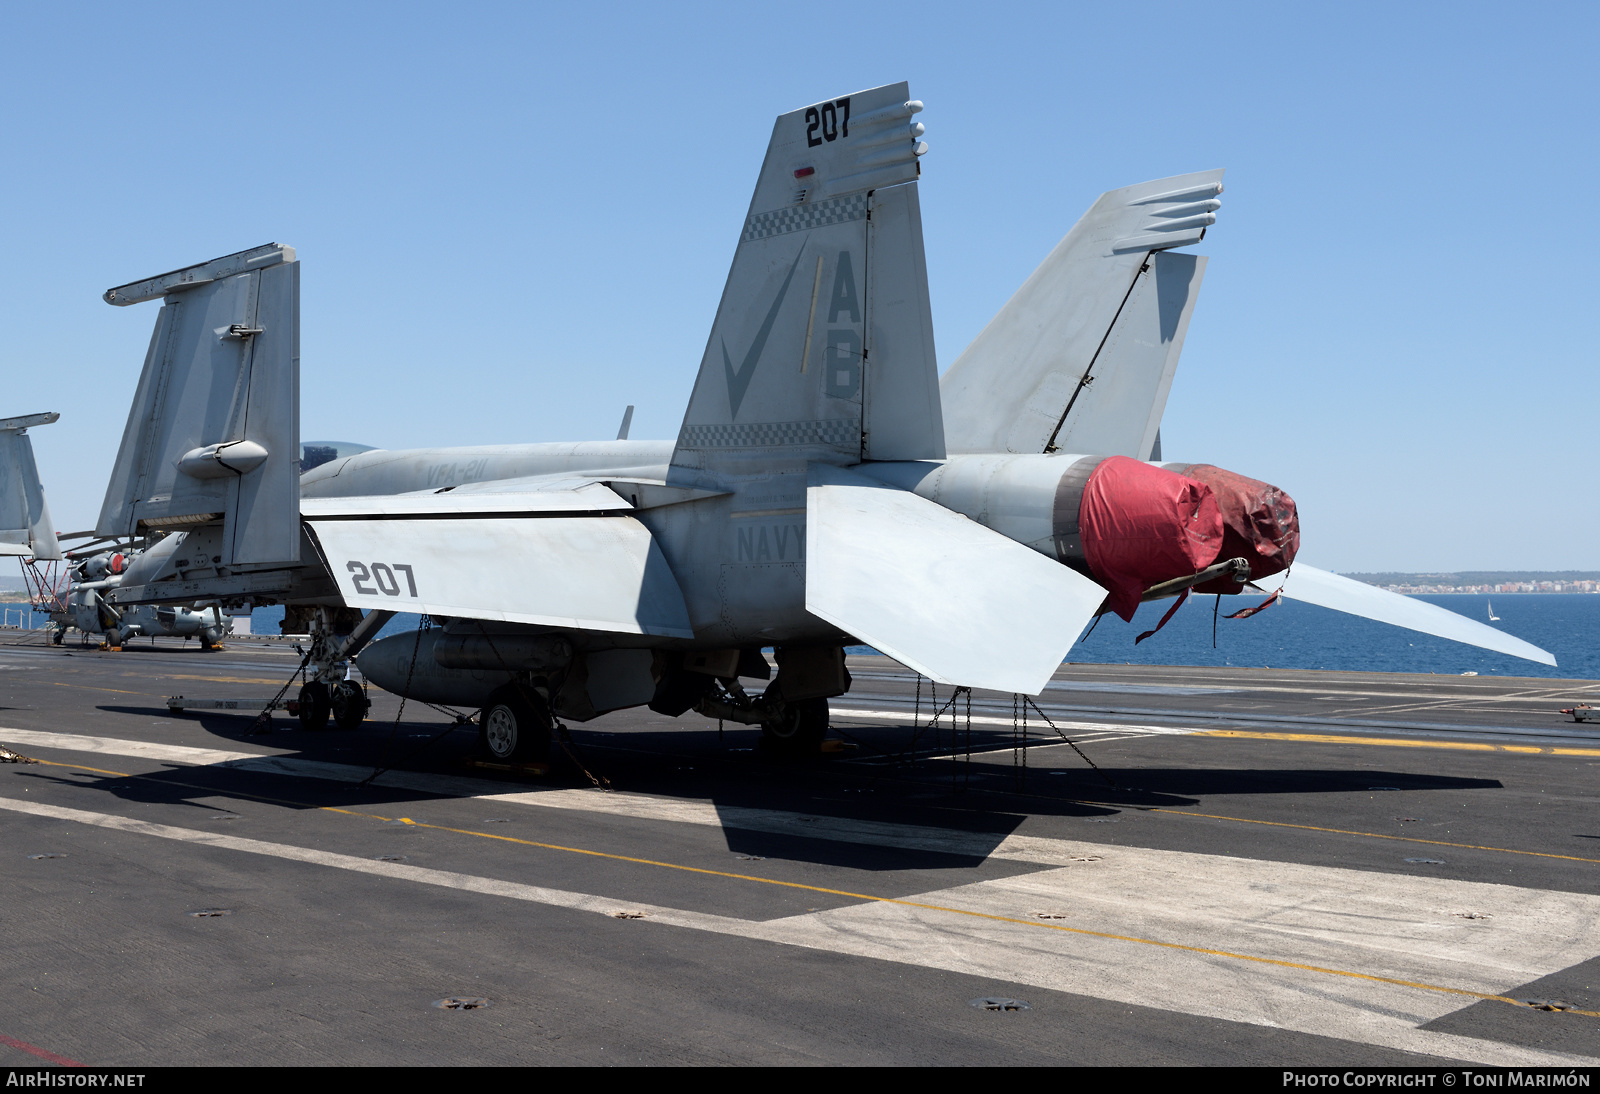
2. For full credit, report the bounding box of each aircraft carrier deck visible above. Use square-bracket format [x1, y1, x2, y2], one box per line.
[2, 631, 1598, 1067]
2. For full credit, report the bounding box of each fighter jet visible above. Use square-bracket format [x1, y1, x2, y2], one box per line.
[87, 82, 1553, 761]
[2, 411, 238, 648]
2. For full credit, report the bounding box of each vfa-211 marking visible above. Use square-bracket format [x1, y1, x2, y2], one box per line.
[424, 458, 491, 489]
[346, 561, 419, 597]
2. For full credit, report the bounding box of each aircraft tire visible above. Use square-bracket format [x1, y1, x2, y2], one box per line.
[761, 697, 828, 755]
[297, 681, 332, 732]
[331, 680, 369, 730]
[479, 686, 550, 763]
[104, 628, 121, 649]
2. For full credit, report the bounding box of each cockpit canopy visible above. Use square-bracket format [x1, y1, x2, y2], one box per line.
[301, 441, 378, 474]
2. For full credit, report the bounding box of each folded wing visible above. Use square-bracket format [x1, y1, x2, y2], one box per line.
[0, 412, 62, 560]
[97, 244, 301, 566]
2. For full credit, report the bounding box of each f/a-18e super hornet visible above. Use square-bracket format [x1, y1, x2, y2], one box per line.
[87, 82, 1553, 758]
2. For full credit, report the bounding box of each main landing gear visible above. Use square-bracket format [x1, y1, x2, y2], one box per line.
[478, 685, 553, 763]
[652, 646, 850, 758]
[331, 680, 369, 730]
[758, 696, 829, 755]
[296, 681, 331, 731]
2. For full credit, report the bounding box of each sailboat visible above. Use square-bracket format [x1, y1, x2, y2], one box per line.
[1488, 599, 1500, 621]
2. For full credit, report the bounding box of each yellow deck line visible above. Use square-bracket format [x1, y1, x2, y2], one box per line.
[30, 757, 136, 779]
[1195, 728, 1600, 757]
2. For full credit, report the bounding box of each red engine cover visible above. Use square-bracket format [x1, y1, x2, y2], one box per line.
[1172, 464, 1300, 594]
[1079, 456, 1223, 622]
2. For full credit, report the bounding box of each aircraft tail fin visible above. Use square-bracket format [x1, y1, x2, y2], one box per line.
[941, 170, 1223, 456]
[95, 244, 301, 566]
[0, 412, 62, 560]
[672, 82, 944, 472]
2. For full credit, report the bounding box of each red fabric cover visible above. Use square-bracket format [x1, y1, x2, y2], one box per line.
[1177, 464, 1300, 595]
[1079, 456, 1223, 622]
[1225, 588, 1282, 619]
[1135, 588, 1190, 644]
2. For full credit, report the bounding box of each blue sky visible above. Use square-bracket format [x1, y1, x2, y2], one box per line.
[2, 2, 1594, 572]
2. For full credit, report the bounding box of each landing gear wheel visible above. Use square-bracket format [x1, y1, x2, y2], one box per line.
[760, 697, 828, 755]
[297, 681, 331, 732]
[103, 627, 122, 650]
[478, 686, 551, 763]
[51, 628, 64, 646]
[200, 627, 224, 652]
[330, 680, 369, 730]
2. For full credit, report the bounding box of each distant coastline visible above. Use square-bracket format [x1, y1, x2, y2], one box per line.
[1344, 572, 1600, 595]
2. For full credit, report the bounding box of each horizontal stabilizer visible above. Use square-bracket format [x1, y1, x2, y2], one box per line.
[1251, 564, 1557, 667]
[306, 515, 694, 638]
[805, 464, 1107, 694]
[0, 413, 61, 560]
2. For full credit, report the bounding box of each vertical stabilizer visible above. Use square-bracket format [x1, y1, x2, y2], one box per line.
[1048, 250, 1206, 458]
[672, 83, 943, 472]
[941, 170, 1223, 455]
[863, 182, 944, 460]
[0, 412, 62, 560]
[96, 244, 301, 566]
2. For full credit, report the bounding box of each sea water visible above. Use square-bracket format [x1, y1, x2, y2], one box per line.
[7, 593, 1594, 681]
[1066, 592, 1599, 680]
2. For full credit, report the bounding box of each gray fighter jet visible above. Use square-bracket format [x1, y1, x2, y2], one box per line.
[87, 82, 1554, 758]
[2, 412, 233, 648]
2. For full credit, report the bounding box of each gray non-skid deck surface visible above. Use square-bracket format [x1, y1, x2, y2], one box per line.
[1, 634, 1597, 1066]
